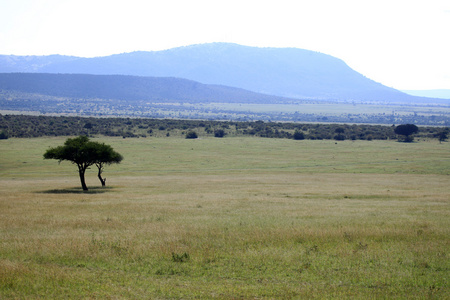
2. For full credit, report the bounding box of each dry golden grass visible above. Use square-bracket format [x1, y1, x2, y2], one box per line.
[0, 137, 449, 298]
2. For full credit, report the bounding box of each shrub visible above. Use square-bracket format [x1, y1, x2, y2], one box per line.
[0, 131, 8, 139]
[293, 130, 305, 140]
[214, 129, 226, 138]
[334, 134, 345, 141]
[185, 131, 198, 139]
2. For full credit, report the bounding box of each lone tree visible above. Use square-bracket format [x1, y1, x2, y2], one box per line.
[94, 143, 123, 186]
[44, 136, 123, 191]
[436, 128, 449, 144]
[185, 130, 198, 139]
[394, 124, 419, 142]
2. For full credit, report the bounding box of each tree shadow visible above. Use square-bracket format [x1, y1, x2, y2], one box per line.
[39, 186, 113, 194]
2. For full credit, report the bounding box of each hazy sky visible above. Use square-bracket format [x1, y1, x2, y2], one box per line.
[1, 0, 449, 90]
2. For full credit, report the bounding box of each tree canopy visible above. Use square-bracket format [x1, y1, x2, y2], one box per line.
[394, 124, 419, 142]
[185, 131, 198, 139]
[94, 143, 123, 186]
[44, 136, 123, 191]
[436, 129, 449, 144]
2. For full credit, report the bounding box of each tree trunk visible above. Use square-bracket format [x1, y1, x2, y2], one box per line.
[98, 171, 106, 186]
[78, 168, 88, 191]
[97, 164, 106, 187]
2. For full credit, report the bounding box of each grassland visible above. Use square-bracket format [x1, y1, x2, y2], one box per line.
[0, 137, 449, 299]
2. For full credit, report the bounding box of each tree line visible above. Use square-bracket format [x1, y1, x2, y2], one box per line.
[0, 114, 448, 142]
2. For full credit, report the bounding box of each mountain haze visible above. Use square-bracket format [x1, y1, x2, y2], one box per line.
[0, 43, 429, 103]
[402, 89, 450, 100]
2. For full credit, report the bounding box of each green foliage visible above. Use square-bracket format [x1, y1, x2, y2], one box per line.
[395, 124, 419, 136]
[185, 130, 198, 139]
[395, 124, 419, 142]
[44, 136, 123, 190]
[293, 130, 305, 140]
[44, 136, 96, 190]
[335, 127, 345, 134]
[1, 114, 448, 142]
[94, 143, 123, 186]
[214, 129, 226, 138]
[95, 143, 123, 165]
[0, 131, 7, 139]
[44, 135, 95, 165]
[334, 134, 346, 141]
[436, 128, 449, 143]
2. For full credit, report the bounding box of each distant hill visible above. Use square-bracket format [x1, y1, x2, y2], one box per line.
[0, 43, 441, 104]
[0, 73, 294, 104]
[0, 54, 79, 72]
[1, 73, 448, 126]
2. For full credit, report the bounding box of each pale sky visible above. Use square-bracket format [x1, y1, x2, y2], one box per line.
[1, 0, 449, 90]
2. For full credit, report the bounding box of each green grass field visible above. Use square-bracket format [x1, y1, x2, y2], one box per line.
[1, 137, 449, 298]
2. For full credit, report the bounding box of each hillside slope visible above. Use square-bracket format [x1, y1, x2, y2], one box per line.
[0, 43, 429, 103]
[0, 73, 293, 103]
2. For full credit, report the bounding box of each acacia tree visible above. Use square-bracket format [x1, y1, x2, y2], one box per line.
[436, 128, 448, 144]
[394, 124, 419, 142]
[94, 143, 123, 186]
[44, 136, 123, 191]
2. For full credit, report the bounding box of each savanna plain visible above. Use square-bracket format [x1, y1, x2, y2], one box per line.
[0, 136, 449, 299]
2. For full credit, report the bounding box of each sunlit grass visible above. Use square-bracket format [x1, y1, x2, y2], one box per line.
[0, 137, 448, 298]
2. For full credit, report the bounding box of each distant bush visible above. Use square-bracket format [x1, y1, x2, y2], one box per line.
[395, 124, 419, 142]
[436, 128, 449, 143]
[185, 131, 198, 139]
[334, 134, 345, 141]
[0, 114, 445, 142]
[214, 129, 226, 138]
[335, 127, 345, 134]
[293, 130, 305, 140]
[0, 131, 8, 139]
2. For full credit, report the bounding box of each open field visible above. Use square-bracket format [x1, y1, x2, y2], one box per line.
[201, 102, 450, 116]
[1, 137, 449, 298]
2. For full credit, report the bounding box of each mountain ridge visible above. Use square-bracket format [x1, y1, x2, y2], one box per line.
[0, 43, 447, 104]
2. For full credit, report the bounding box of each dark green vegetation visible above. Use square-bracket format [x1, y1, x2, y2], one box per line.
[395, 124, 420, 142]
[44, 136, 123, 190]
[438, 130, 448, 143]
[185, 130, 198, 139]
[2, 114, 448, 142]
